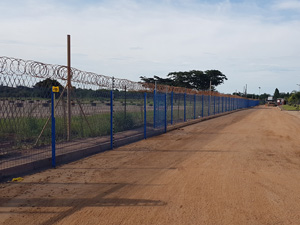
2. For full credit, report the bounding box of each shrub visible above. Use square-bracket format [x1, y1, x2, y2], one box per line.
[114, 112, 135, 132]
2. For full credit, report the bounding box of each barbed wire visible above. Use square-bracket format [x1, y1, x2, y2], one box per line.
[0, 56, 247, 98]
[0, 56, 146, 91]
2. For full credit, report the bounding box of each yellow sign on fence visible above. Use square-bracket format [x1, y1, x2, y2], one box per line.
[52, 86, 59, 92]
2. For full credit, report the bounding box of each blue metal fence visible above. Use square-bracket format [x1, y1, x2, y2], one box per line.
[0, 77, 259, 180]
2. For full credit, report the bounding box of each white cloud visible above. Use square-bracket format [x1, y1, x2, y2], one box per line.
[273, 0, 300, 11]
[0, 0, 300, 94]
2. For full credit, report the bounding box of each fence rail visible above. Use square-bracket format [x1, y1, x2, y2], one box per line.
[0, 56, 259, 180]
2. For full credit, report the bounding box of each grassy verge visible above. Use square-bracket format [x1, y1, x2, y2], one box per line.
[0, 110, 149, 149]
[281, 105, 300, 111]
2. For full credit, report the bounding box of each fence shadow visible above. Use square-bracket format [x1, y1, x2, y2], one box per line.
[0, 182, 166, 225]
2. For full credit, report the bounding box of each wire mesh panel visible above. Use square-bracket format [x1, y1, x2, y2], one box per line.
[186, 94, 195, 121]
[224, 97, 228, 112]
[216, 96, 220, 114]
[196, 95, 202, 119]
[0, 74, 53, 170]
[167, 92, 173, 125]
[202, 95, 209, 117]
[54, 83, 112, 163]
[146, 92, 154, 128]
[0, 56, 259, 179]
[113, 90, 144, 147]
[172, 93, 184, 124]
[209, 95, 214, 116]
[154, 92, 166, 129]
[146, 92, 164, 138]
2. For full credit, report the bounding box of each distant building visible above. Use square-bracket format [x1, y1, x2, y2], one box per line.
[277, 98, 285, 105]
[266, 96, 276, 106]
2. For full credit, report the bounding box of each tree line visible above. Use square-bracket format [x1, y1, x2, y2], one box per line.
[140, 70, 228, 91]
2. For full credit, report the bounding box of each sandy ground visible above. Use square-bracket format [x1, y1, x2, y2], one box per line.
[1, 106, 300, 225]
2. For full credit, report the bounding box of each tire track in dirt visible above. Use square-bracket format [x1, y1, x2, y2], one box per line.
[1, 106, 300, 225]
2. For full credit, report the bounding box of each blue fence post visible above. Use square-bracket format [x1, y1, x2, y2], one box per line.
[153, 90, 156, 128]
[144, 93, 147, 139]
[228, 97, 230, 111]
[233, 98, 235, 110]
[222, 97, 224, 113]
[208, 95, 210, 116]
[217, 96, 218, 114]
[214, 96, 216, 115]
[234, 98, 235, 110]
[110, 90, 113, 149]
[164, 93, 167, 133]
[184, 93, 186, 122]
[234, 98, 236, 110]
[201, 95, 204, 118]
[51, 88, 56, 168]
[194, 94, 196, 119]
[218, 96, 220, 114]
[226, 97, 228, 112]
[171, 91, 173, 125]
[235, 98, 236, 110]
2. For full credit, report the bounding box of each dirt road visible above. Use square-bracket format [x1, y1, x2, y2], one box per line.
[1, 106, 300, 225]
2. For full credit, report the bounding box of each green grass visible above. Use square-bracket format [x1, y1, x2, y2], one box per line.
[0, 111, 148, 149]
[281, 105, 300, 111]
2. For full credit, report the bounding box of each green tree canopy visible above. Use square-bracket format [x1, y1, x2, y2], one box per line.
[140, 70, 227, 91]
[288, 92, 300, 104]
[273, 88, 280, 100]
[34, 78, 63, 89]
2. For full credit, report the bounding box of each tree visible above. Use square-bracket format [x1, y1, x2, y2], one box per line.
[288, 92, 300, 105]
[139, 75, 173, 86]
[259, 93, 270, 101]
[34, 78, 63, 98]
[34, 78, 63, 89]
[140, 70, 227, 91]
[273, 88, 280, 101]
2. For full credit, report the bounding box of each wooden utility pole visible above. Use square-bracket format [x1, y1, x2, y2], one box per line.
[67, 35, 71, 141]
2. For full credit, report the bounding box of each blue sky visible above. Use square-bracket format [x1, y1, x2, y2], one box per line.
[1, 0, 300, 94]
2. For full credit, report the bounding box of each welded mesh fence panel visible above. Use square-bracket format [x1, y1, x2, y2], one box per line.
[202, 95, 209, 117]
[225, 97, 230, 112]
[0, 56, 259, 178]
[233, 98, 236, 110]
[172, 93, 184, 124]
[154, 92, 166, 128]
[146, 92, 164, 137]
[221, 97, 224, 113]
[0, 74, 53, 170]
[216, 96, 219, 114]
[113, 91, 144, 147]
[196, 95, 203, 118]
[114, 91, 144, 132]
[166, 93, 172, 124]
[186, 94, 194, 121]
[217, 96, 220, 113]
[146, 92, 154, 128]
[54, 83, 112, 160]
[209, 96, 214, 115]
